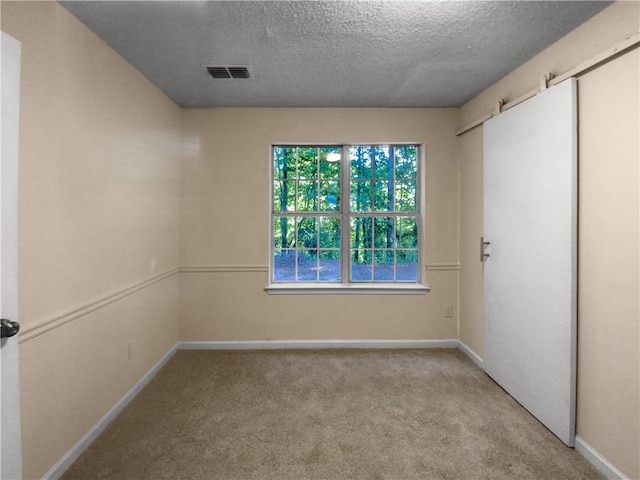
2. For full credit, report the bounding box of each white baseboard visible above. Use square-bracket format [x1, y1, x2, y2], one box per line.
[43, 344, 178, 480]
[177, 339, 459, 350]
[575, 436, 629, 480]
[457, 340, 483, 368]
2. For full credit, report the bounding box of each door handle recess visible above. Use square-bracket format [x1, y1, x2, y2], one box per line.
[481, 237, 490, 262]
[1, 318, 20, 338]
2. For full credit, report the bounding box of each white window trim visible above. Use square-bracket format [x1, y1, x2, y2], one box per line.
[265, 282, 429, 295]
[266, 143, 429, 295]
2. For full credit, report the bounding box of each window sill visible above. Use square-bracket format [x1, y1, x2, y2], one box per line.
[265, 283, 430, 295]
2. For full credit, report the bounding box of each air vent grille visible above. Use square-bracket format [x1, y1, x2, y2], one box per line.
[204, 65, 252, 79]
[227, 67, 250, 79]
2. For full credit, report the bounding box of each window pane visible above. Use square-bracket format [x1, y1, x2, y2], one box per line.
[297, 250, 318, 281]
[374, 146, 392, 179]
[374, 217, 394, 248]
[297, 217, 317, 249]
[320, 181, 340, 211]
[273, 180, 296, 212]
[273, 217, 295, 249]
[319, 250, 341, 282]
[298, 147, 318, 179]
[396, 217, 417, 248]
[350, 180, 371, 212]
[297, 180, 318, 211]
[319, 217, 340, 248]
[272, 144, 420, 285]
[274, 147, 296, 180]
[350, 146, 372, 179]
[273, 249, 296, 281]
[396, 249, 418, 281]
[395, 146, 417, 179]
[373, 180, 393, 211]
[374, 250, 395, 281]
[351, 217, 372, 249]
[351, 249, 372, 281]
[395, 180, 416, 211]
[319, 147, 341, 179]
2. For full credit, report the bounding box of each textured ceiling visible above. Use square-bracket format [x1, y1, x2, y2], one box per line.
[59, 1, 611, 108]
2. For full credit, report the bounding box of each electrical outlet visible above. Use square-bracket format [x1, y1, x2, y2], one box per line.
[128, 340, 137, 359]
[444, 304, 454, 318]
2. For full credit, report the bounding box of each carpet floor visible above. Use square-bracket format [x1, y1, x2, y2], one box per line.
[61, 349, 603, 480]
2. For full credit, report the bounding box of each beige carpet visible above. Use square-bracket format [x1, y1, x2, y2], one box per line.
[62, 349, 602, 480]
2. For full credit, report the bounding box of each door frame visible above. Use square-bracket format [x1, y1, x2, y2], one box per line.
[1, 30, 23, 480]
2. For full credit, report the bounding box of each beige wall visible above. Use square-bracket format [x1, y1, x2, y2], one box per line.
[577, 49, 639, 479]
[458, 2, 640, 477]
[1, 2, 182, 478]
[180, 108, 461, 341]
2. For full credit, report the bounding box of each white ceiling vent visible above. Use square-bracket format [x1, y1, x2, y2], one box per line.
[204, 65, 252, 79]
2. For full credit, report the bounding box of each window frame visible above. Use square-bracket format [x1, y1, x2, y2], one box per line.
[266, 143, 429, 295]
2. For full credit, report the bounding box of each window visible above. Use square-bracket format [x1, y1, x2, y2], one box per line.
[269, 144, 427, 294]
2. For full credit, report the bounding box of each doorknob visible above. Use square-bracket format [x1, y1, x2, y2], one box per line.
[481, 237, 490, 262]
[0, 318, 20, 338]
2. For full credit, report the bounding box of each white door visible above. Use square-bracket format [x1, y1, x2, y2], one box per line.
[1, 31, 23, 480]
[483, 79, 577, 446]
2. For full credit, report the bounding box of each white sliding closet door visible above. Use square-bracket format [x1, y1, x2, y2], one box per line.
[483, 79, 577, 446]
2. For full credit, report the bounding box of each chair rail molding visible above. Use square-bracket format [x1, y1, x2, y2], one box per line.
[19, 267, 179, 343]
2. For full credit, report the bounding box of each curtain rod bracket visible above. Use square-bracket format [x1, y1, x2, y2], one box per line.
[494, 99, 505, 116]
